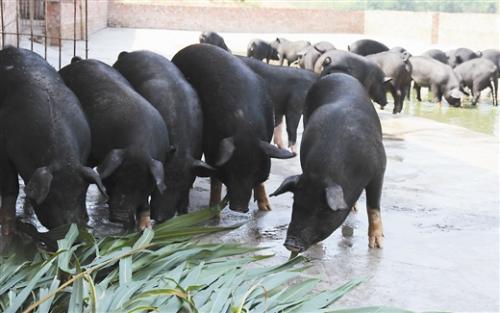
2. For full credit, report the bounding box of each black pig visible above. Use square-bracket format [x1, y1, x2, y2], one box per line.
[0, 47, 106, 234]
[172, 44, 295, 213]
[60, 59, 168, 229]
[114, 50, 213, 221]
[271, 73, 386, 252]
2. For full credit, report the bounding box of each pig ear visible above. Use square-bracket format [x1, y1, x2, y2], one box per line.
[259, 140, 296, 159]
[97, 149, 125, 179]
[118, 51, 128, 60]
[149, 159, 166, 194]
[270, 175, 300, 197]
[71, 56, 82, 64]
[384, 77, 393, 84]
[80, 166, 108, 200]
[25, 167, 53, 205]
[322, 56, 332, 67]
[216, 137, 236, 166]
[192, 160, 217, 177]
[325, 185, 348, 211]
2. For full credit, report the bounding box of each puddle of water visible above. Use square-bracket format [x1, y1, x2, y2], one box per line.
[400, 95, 499, 137]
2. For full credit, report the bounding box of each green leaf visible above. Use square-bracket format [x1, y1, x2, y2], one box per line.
[35, 275, 60, 313]
[56, 224, 80, 274]
[119, 247, 133, 286]
[67, 261, 84, 313]
[4, 256, 57, 313]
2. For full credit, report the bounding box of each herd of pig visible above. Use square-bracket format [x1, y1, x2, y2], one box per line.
[203, 31, 499, 113]
[0, 30, 498, 253]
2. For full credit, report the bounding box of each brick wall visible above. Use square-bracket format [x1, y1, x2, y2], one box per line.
[108, 2, 365, 34]
[0, 0, 18, 47]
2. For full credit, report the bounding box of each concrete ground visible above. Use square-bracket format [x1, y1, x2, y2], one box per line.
[6, 28, 500, 311]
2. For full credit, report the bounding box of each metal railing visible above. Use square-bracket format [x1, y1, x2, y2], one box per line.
[0, 0, 88, 69]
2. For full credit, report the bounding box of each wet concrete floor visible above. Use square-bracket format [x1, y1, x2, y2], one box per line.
[2, 29, 500, 311]
[196, 100, 499, 312]
[8, 99, 498, 312]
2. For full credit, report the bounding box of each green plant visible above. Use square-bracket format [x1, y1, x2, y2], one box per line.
[0, 205, 417, 312]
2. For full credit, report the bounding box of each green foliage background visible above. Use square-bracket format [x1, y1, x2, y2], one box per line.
[205, 0, 499, 13]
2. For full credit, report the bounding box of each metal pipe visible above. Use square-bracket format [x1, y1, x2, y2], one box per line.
[58, 37, 61, 69]
[1, 0, 5, 49]
[30, 0, 34, 50]
[15, 0, 20, 47]
[73, 0, 76, 57]
[85, 0, 88, 59]
[44, 0, 47, 59]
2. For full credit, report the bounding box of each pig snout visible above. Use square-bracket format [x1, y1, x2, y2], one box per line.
[229, 202, 249, 213]
[284, 236, 305, 253]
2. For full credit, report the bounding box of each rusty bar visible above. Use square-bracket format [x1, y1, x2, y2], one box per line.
[58, 37, 61, 69]
[85, 0, 88, 59]
[1, 0, 4, 49]
[73, 0, 76, 56]
[15, 0, 20, 47]
[30, 0, 34, 50]
[44, 0, 47, 59]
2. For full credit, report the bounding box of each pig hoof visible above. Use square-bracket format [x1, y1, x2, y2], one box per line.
[258, 200, 272, 211]
[368, 234, 384, 248]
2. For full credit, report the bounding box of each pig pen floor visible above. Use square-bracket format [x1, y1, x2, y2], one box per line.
[4, 28, 500, 312]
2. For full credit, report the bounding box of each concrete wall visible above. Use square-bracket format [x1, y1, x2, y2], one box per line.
[364, 10, 499, 51]
[437, 12, 499, 50]
[364, 10, 434, 44]
[0, 0, 18, 47]
[107, 2, 364, 34]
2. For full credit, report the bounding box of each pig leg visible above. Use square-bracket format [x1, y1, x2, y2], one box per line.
[209, 178, 222, 207]
[137, 203, 151, 231]
[0, 160, 19, 236]
[176, 186, 190, 215]
[273, 116, 285, 149]
[406, 82, 412, 100]
[492, 78, 498, 106]
[430, 84, 442, 103]
[399, 86, 408, 113]
[472, 82, 481, 105]
[254, 183, 271, 211]
[387, 83, 398, 114]
[365, 177, 384, 248]
[414, 83, 422, 102]
[278, 55, 285, 66]
[285, 104, 301, 155]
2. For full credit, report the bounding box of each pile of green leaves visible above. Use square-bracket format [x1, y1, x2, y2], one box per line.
[0, 206, 414, 313]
